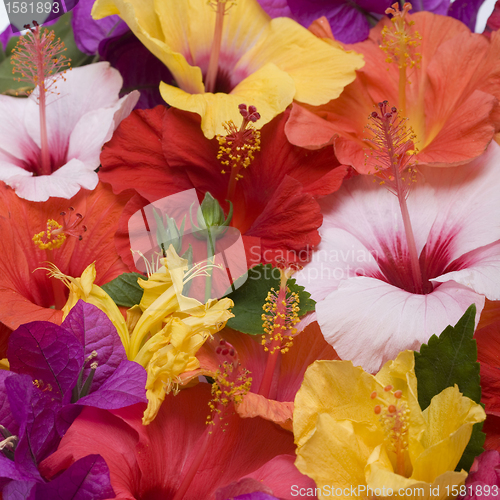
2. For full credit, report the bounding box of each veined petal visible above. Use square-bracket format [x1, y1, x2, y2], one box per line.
[367, 450, 468, 500]
[316, 278, 484, 373]
[420, 144, 500, 267]
[155, 0, 270, 82]
[295, 415, 375, 500]
[160, 63, 295, 139]
[433, 241, 500, 300]
[235, 17, 364, 106]
[412, 386, 486, 482]
[6, 158, 98, 202]
[92, 0, 205, 94]
[293, 360, 383, 448]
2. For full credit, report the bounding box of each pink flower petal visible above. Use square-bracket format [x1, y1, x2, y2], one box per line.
[317, 277, 484, 372]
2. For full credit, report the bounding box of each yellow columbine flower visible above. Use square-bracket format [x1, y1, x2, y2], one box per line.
[91, 0, 364, 138]
[56, 246, 233, 424]
[294, 351, 485, 500]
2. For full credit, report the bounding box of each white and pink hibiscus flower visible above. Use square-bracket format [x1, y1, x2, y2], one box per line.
[296, 142, 500, 373]
[0, 62, 139, 201]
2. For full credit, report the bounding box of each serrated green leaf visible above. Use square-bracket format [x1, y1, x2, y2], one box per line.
[226, 264, 315, 335]
[102, 272, 145, 308]
[414, 304, 485, 471]
[456, 422, 486, 472]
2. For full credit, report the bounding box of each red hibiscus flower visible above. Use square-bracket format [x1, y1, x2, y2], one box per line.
[98, 106, 348, 269]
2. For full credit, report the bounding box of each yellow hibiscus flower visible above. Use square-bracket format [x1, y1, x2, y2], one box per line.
[91, 0, 364, 138]
[52, 245, 233, 424]
[294, 351, 486, 500]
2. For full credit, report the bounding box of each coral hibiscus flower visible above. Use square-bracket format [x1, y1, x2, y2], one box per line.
[99, 106, 349, 268]
[0, 181, 131, 348]
[91, 0, 363, 138]
[40, 384, 316, 499]
[296, 142, 500, 372]
[286, 8, 500, 173]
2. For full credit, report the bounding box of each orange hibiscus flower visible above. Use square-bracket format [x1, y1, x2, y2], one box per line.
[286, 7, 500, 173]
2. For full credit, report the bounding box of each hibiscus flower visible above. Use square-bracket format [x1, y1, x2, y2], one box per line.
[0, 59, 139, 201]
[99, 106, 348, 268]
[0, 181, 131, 348]
[294, 351, 486, 500]
[295, 142, 500, 372]
[40, 384, 316, 499]
[286, 9, 500, 173]
[91, 0, 363, 138]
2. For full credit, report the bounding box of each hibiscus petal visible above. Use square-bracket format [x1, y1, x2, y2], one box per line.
[236, 17, 364, 105]
[433, 241, 500, 300]
[67, 92, 139, 167]
[160, 63, 296, 139]
[317, 278, 484, 372]
[420, 144, 500, 266]
[0, 98, 39, 170]
[6, 158, 98, 202]
[26, 63, 129, 156]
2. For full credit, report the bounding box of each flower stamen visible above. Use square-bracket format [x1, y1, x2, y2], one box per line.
[11, 21, 71, 176]
[217, 104, 261, 203]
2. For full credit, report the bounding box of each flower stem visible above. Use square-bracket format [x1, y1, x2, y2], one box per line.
[37, 46, 51, 176]
[205, 2, 225, 93]
[45, 250, 67, 309]
[258, 340, 281, 399]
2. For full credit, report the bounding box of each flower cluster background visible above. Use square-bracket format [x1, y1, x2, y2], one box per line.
[0, 0, 500, 499]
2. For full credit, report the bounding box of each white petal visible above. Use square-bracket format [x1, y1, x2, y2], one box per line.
[433, 241, 500, 300]
[25, 62, 126, 156]
[6, 158, 98, 201]
[420, 142, 500, 262]
[0, 97, 39, 167]
[316, 277, 484, 372]
[67, 90, 139, 166]
[295, 227, 379, 302]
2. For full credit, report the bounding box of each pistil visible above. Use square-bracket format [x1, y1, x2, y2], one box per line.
[366, 101, 423, 294]
[205, 1, 235, 93]
[258, 260, 300, 398]
[11, 22, 70, 176]
[172, 339, 250, 500]
[380, 3, 421, 119]
[217, 104, 261, 203]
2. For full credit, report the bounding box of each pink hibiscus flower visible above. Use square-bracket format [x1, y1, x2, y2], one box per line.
[296, 142, 500, 372]
[0, 61, 138, 201]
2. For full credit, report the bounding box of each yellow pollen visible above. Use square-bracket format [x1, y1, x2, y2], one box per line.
[32, 219, 66, 250]
[371, 386, 410, 476]
[380, 2, 421, 71]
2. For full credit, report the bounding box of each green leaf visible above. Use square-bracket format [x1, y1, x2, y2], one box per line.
[226, 264, 315, 335]
[0, 13, 93, 95]
[102, 272, 145, 308]
[414, 304, 485, 471]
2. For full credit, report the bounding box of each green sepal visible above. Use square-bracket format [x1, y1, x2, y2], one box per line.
[101, 272, 145, 308]
[414, 304, 485, 472]
[225, 264, 315, 335]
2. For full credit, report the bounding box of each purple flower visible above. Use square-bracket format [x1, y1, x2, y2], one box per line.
[71, 0, 172, 109]
[257, 0, 489, 43]
[0, 301, 146, 496]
